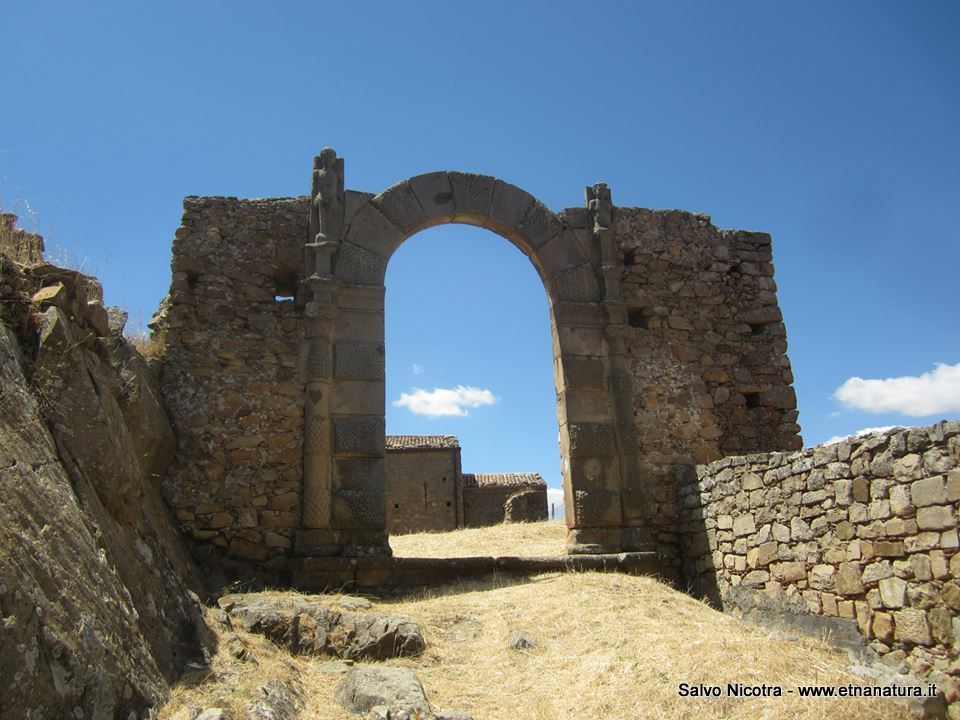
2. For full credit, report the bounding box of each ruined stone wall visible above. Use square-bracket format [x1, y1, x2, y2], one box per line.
[680, 422, 959, 699]
[385, 449, 460, 534]
[154, 183, 801, 574]
[615, 208, 801, 564]
[154, 196, 308, 580]
[464, 485, 547, 527]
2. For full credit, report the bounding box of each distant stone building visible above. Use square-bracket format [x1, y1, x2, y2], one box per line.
[385, 436, 462, 534]
[463, 473, 548, 527]
[384, 436, 548, 532]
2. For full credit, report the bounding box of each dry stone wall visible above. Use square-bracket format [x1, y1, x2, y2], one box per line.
[680, 422, 960, 701]
[615, 208, 801, 564]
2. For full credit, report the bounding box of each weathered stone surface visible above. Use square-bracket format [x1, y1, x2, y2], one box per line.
[879, 577, 908, 609]
[336, 666, 430, 715]
[835, 562, 864, 596]
[220, 593, 426, 660]
[893, 609, 932, 645]
[0, 258, 210, 720]
[506, 629, 539, 651]
[245, 678, 304, 720]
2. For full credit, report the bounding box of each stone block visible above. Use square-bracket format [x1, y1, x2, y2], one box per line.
[834, 479, 853, 506]
[910, 554, 933, 581]
[742, 472, 763, 491]
[747, 542, 778, 568]
[554, 264, 600, 303]
[335, 241, 387, 286]
[555, 324, 605, 356]
[449, 171, 495, 224]
[911, 476, 947, 507]
[772, 523, 790, 542]
[873, 612, 894, 643]
[930, 551, 949, 579]
[873, 540, 905, 558]
[345, 203, 403, 259]
[836, 562, 864, 596]
[566, 422, 617, 457]
[335, 458, 385, 491]
[893, 608, 931, 645]
[371, 181, 427, 234]
[332, 415, 386, 456]
[557, 389, 613, 424]
[917, 505, 955, 530]
[538, 230, 590, 277]
[893, 453, 922, 479]
[889, 485, 914, 516]
[946, 469, 960, 502]
[809, 564, 835, 590]
[942, 582, 960, 611]
[928, 607, 953, 645]
[334, 342, 385, 381]
[879, 576, 907, 608]
[486, 180, 536, 239]
[717, 515, 733, 530]
[772, 561, 806, 583]
[559, 355, 606, 390]
[733, 514, 756, 538]
[517, 200, 564, 249]
[408, 172, 455, 223]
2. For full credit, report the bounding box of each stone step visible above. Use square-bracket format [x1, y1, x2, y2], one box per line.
[288, 552, 679, 592]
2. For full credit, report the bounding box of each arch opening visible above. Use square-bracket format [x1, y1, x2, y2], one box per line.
[381, 223, 562, 545]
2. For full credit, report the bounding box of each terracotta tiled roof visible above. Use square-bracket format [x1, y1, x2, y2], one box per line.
[462, 473, 546, 489]
[386, 435, 460, 450]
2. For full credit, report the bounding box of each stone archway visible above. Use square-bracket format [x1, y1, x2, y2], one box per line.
[294, 150, 648, 559]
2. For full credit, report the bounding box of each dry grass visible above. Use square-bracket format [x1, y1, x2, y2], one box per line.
[390, 520, 568, 558]
[160, 572, 912, 720]
[126, 327, 163, 359]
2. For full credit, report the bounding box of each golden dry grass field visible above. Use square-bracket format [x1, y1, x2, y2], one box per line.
[389, 519, 568, 558]
[161, 523, 913, 720]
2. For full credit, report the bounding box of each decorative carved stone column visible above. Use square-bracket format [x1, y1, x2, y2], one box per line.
[301, 148, 344, 530]
[586, 183, 651, 552]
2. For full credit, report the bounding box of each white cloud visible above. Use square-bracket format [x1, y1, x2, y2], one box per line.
[393, 385, 496, 417]
[411, 363, 424, 376]
[823, 426, 900, 446]
[833, 362, 960, 417]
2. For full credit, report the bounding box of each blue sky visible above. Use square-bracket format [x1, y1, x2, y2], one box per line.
[2, 2, 958, 509]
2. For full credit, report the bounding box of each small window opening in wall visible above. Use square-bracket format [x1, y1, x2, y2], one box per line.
[627, 307, 649, 329]
[749, 322, 768, 336]
[623, 248, 638, 266]
[186, 272, 200, 290]
[273, 268, 298, 302]
[728, 263, 743, 275]
[745, 392, 761, 408]
[394, 503, 400, 509]
[446, 501, 452, 507]
[442, 476, 447, 483]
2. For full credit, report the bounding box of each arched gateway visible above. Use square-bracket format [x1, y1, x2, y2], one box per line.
[154, 148, 802, 586]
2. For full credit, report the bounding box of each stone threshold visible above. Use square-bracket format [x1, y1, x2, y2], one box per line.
[288, 552, 679, 591]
